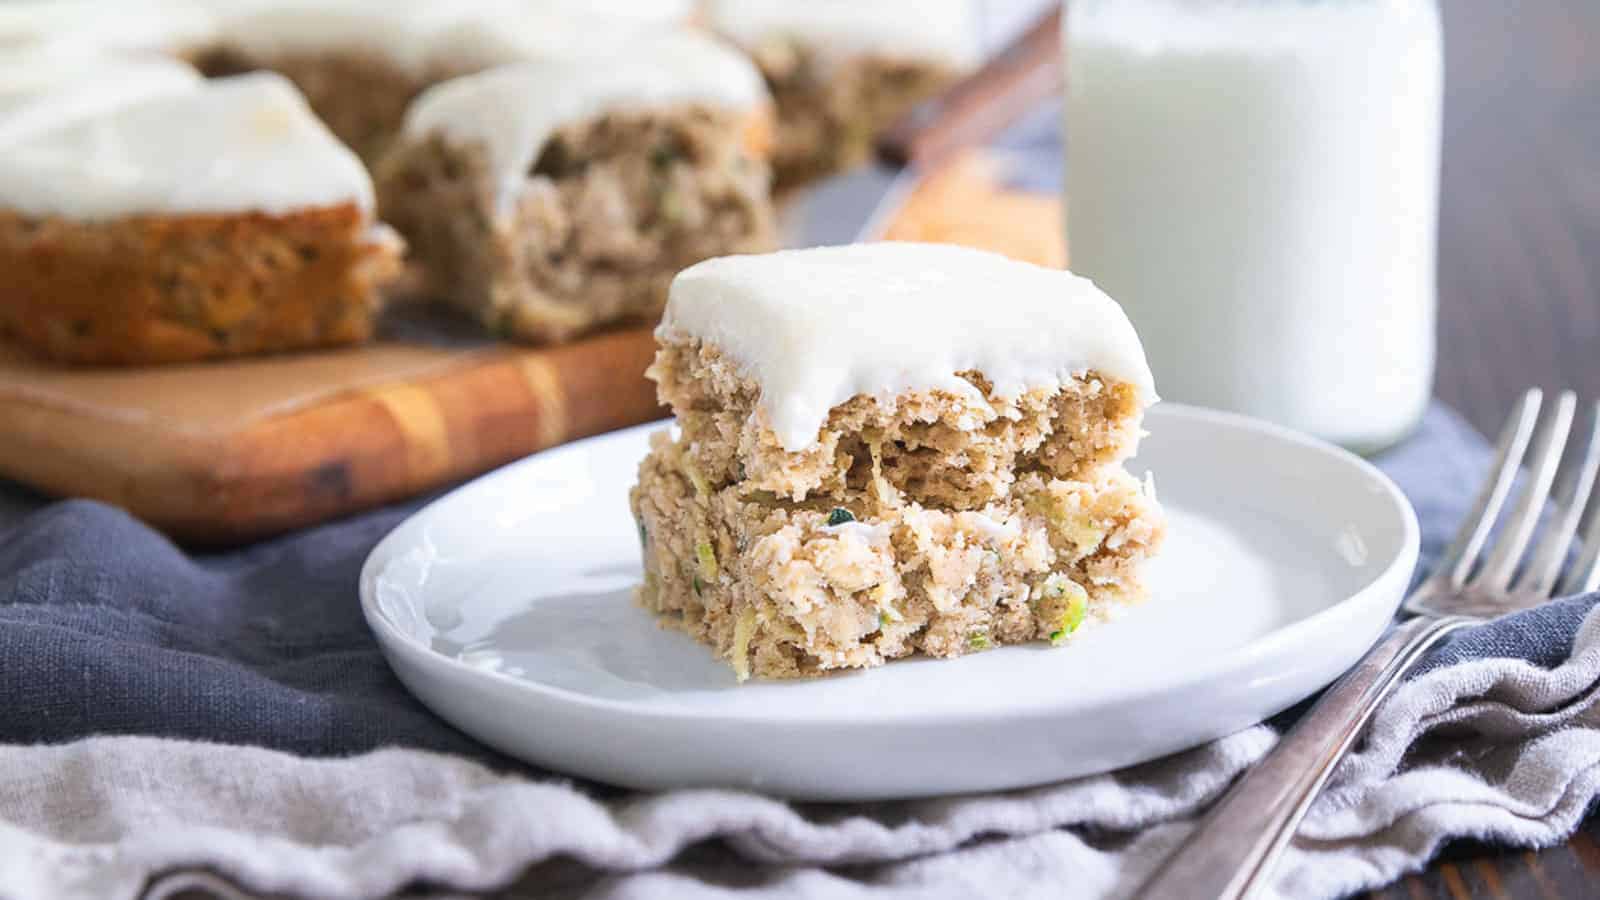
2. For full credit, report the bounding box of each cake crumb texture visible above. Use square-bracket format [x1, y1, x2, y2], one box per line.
[0, 204, 401, 365]
[377, 106, 775, 344]
[649, 339, 1146, 509]
[631, 424, 1162, 680]
[631, 336, 1164, 680]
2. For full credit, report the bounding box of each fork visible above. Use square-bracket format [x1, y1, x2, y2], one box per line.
[1139, 388, 1600, 900]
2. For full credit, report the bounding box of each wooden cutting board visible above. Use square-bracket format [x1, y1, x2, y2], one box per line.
[0, 154, 1064, 544]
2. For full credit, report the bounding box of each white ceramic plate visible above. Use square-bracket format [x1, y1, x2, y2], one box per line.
[361, 405, 1418, 801]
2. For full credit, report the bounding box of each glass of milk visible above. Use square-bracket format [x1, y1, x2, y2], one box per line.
[1064, 0, 1443, 452]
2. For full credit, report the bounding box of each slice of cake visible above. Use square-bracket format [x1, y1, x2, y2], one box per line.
[0, 71, 402, 365]
[375, 32, 777, 345]
[630, 243, 1165, 680]
[704, 0, 978, 191]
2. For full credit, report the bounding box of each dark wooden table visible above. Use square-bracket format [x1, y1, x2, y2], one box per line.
[1369, 2, 1599, 898]
[1432, 1, 1600, 435]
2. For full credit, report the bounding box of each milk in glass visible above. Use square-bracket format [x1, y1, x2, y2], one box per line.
[1065, 0, 1443, 451]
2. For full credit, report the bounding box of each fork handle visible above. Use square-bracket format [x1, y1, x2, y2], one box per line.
[1137, 614, 1475, 900]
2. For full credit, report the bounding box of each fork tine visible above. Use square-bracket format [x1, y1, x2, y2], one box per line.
[1473, 391, 1578, 593]
[1437, 389, 1542, 588]
[1516, 400, 1600, 595]
[1560, 407, 1600, 596]
[1564, 506, 1600, 595]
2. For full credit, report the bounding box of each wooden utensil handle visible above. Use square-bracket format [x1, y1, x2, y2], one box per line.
[876, 7, 1065, 171]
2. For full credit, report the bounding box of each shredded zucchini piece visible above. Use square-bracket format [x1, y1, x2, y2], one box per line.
[871, 584, 902, 628]
[867, 438, 896, 505]
[695, 540, 718, 583]
[685, 460, 711, 496]
[826, 507, 855, 526]
[1043, 576, 1090, 645]
[968, 631, 991, 650]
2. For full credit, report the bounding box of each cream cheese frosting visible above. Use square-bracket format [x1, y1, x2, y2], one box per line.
[0, 72, 374, 220]
[206, 0, 674, 75]
[704, 0, 979, 66]
[529, 0, 695, 24]
[0, 47, 203, 145]
[206, 0, 483, 74]
[401, 31, 767, 215]
[660, 243, 1158, 452]
[0, 0, 217, 53]
[422, 8, 659, 73]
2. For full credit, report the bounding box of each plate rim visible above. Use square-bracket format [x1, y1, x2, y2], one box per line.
[361, 402, 1419, 727]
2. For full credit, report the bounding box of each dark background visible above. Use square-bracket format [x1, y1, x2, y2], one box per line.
[1433, 2, 1598, 438]
[1360, 4, 1600, 895]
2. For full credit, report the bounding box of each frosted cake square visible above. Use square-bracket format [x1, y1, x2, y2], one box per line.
[629, 243, 1165, 680]
[705, 0, 979, 191]
[376, 32, 777, 344]
[0, 66, 401, 365]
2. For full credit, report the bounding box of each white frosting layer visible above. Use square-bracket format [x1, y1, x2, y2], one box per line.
[403, 31, 766, 214]
[208, 0, 478, 73]
[660, 243, 1158, 452]
[529, 0, 695, 23]
[0, 72, 374, 220]
[424, 9, 659, 72]
[0, 47, 203, 145]
[705, 0, 979, 66]
[0, 0, 217, 52]
[208, 0, 675, 74]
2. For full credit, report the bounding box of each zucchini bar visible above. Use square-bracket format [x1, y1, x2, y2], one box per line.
[0, 70, 400, 365]
[376, 32, 776, 344]
[630, 243, 1166, 680]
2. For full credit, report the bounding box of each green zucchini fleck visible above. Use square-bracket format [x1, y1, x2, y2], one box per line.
[826, 508, 855, 527]
[695, 540, 718, 582]
[650, 144, 676, 170]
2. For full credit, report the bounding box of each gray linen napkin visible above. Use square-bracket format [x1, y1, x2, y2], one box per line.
[2, 404, 1599, 900]
[2, 599, 1599, 900]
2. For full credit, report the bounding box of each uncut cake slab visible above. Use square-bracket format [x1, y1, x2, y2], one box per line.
[362, 244, 1419, 798]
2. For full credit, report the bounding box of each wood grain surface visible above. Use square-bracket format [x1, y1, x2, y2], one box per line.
[0, 330, 663, 544]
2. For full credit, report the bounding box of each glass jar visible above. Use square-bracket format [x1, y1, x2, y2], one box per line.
[1064, 0, 1443, 453]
